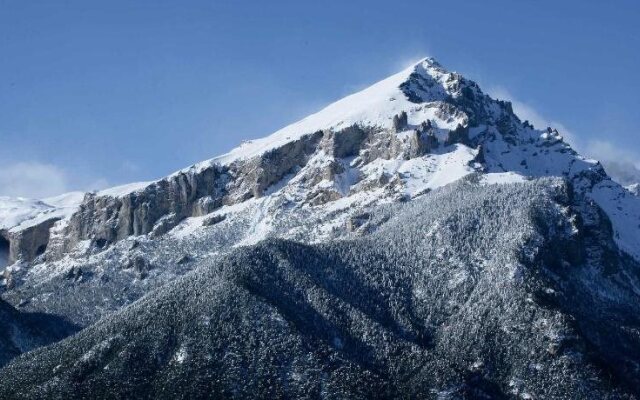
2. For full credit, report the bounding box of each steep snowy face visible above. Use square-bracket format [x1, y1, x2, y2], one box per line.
[207, 57, 466, 166]
[68, 57, 637, 262]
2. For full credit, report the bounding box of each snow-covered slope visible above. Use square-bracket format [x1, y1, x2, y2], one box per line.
[62, 57, 638, 264]
[1, 56, 639, 326]
[5, 57, 638, 266]
[0, 192, 83, 233]
[208, 58, 461, 165]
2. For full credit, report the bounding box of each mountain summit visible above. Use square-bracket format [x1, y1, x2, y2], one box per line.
[3, 56, 637, 266]
[1, 57, 640, 398]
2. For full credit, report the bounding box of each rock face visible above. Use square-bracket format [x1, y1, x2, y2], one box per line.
[48, 124, 434, 259]
[0, 234, 8, 268]
[392, 111, 408, 132]
[60, 166, 228, 254]
[0, 193, 84, 264]
[0, 217, 58, 265]
[8, 218, 58, 262]
[1, 180, 638, 398]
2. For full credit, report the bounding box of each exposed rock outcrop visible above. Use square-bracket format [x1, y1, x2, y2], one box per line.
[58, 165, 228, 255]
[392, 111, 408, 132]
[47, 123, 446, 258]
[0, 218, 59, 264]
[445, 123, 470, 146]
[406, 121, 439, 159]
[229, 131, 323, 201]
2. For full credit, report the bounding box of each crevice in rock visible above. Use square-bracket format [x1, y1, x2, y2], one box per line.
[0, 234, 10, 268]
[35, 244, 47, 257]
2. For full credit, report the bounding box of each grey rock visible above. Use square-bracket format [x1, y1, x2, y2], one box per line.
[346, 212, 371, 232]
[0, 218, 58, 264]
[392, 111, 408, 132]
[59, 165, 228, 256]
[320, 125, 366, 158]
[445, 123, 470, 146]
[124, 255, 152, 279]
[202, 214, 226, 227]
[176, 254, 193, 265]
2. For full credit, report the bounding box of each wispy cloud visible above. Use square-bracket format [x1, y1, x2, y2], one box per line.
[0, 162, 110, 199]
[120, 160, 141, 174]
[0, 162, 69, 198]
[585, 140, 640, 186]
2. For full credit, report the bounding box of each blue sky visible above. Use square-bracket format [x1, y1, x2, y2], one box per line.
[1, 0, 639, 197]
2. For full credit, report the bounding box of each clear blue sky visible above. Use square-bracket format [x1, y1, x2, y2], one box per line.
[1, 0, 639, 197]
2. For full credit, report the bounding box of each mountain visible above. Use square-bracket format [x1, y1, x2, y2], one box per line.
[2, 179, 639, 398]
[0, 298, 78, 368]
[1, 57, 639, 398]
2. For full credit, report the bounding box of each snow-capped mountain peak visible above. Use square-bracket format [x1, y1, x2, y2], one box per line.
[207, 57, 465, 166]
[2, 56, 640, 270]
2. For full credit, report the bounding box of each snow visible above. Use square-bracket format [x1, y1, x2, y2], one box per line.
[173, 346, 188, 364]
[481, 172, 528, 185]
[0, 192, 84, 233]
[0, 180, 153, 235]
[359, 144, 479, 197]
[170, 198, 256, 240]
[192, 58, 465, 167]
[167, 144, 481, 249]
[97, 181, 152, 198]
[415, 145, 478, 191]
[84, 58, 464, 198]
[3, 54, 639, 281]
[590, 180, 640, 262]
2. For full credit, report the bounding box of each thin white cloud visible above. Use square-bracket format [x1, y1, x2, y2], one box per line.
[0, 162, 110, 199]
[0, 162, 69, 198]
[585, 140, 640, 169]
[120, 160, 141, 174]
[585, 140, 640, 186]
